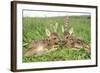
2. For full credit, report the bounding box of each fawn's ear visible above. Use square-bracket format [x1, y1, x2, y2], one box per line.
[69, 27, 74, 35]
[45, 29, 51, 36]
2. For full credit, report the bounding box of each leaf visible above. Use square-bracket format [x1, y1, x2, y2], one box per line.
[23, 43, 28, 47]
[61, 26, 64, 33]
[69, 27, 74, 35]
[54, 22, 58, 32]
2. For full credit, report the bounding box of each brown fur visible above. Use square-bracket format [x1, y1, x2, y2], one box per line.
[24, 32, 59, 57]
[63, 34, 90, 53]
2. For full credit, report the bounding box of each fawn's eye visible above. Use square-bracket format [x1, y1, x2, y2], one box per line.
[66, 36, 68, 39]
[53, 37, 57, 40]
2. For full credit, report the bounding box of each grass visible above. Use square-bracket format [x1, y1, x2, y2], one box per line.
[23, 48, 90, 62]
[23, 16, 91, 62]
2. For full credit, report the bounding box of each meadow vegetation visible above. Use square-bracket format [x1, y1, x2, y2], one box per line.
[23, 16, 91, 62]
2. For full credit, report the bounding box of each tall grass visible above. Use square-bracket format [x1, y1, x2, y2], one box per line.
[23, 16, 91, 62]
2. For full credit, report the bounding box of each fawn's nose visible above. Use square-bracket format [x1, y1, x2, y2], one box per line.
[58, 39, 65, 45]
[55, 42, 58, 45]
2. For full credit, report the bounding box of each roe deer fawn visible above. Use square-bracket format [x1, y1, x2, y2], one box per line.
[61, 16, 90, 53]
[63, 32, 90, 53]
[24, 29, 59, 57]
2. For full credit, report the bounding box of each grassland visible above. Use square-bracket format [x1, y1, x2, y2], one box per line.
[23, 16, 91, 62]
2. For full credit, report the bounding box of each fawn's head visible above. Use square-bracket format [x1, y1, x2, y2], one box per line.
[48, 32, 59, 46]
[61, 24, 74, 40]
[45, 28, 59, 48]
